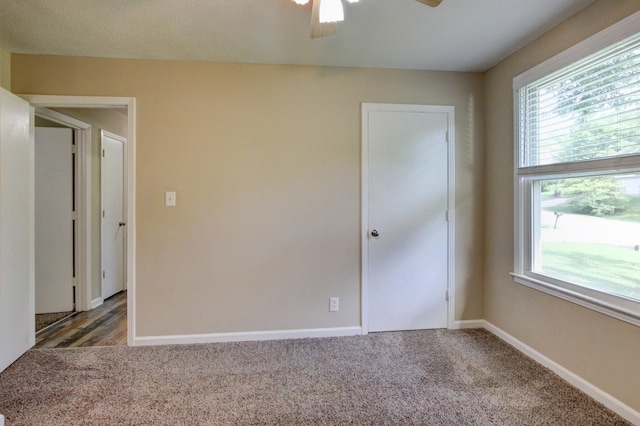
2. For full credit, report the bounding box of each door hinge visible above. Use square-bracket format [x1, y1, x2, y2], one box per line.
[102, 149, 105, 157]
[445, 131, 449, 143]
[72, 211, 78, 220]
[102, 270, 106, 279]
[71, 144, 78, 154]
[102, 210, 105, 218]
[445, 210, 449, 222]
[446, 289, 450, 302]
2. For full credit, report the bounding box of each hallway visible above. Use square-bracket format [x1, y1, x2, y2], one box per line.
[35, 291, 127, 348]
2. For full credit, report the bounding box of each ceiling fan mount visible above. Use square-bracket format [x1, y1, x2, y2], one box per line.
[292, 0, 444, 39]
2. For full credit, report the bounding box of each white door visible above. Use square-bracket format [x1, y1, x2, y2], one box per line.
[0, 88, 35, 372]
[35, 127, 74, 314]
[101, 131, 126, 300]
[364, 104, 450, 332]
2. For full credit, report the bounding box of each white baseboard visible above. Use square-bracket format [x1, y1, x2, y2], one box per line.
[90, 297, 103, 309]
[450, 319, 485, 329]
[133, 326, 363, 347]
[483, 321, 640, 425]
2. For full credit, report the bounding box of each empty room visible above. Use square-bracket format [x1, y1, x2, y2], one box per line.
[0, 0, 639, 424]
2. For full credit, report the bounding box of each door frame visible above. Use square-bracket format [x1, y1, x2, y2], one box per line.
[34, 108, 91, 312]
[361, 103, 455, 334]
[21, 95, 136, 346]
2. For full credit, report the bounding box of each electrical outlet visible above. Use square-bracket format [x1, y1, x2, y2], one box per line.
[329, 297, 339, 312]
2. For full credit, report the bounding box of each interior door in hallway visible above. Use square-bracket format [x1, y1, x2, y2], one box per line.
[364, 104, 450, 332]
[101, 130, 126, 300]
[35, 127, 74, 314]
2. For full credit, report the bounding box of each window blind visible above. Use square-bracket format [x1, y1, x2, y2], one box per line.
[518, 31, 640, 168]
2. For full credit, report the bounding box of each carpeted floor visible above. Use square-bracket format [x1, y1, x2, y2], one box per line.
[0, 329, 630, 425]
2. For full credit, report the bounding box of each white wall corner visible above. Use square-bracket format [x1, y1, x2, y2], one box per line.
[133, 326, 362, 347]
[483, 321, 640, 425]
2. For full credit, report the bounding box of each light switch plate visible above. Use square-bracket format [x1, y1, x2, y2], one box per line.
[165, 191, 176, 207]
[329, 297, 339, 312]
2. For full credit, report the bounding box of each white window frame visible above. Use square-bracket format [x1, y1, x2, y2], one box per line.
[512, 11, 640, 327]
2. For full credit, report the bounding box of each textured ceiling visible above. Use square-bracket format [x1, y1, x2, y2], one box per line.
[0, 0, 597, 72]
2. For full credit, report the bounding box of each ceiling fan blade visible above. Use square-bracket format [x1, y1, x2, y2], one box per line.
[310, 0, 337, 39]
[415, 0, 443, 7]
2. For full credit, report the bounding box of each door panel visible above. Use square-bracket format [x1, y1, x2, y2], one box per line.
[366, 107, 449, 332]
[35, 127, 74, 314]
[0, 88, 35, 372]
[101, 131, 125, 300]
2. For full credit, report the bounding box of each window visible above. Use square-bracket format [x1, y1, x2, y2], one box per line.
[513, 12, 640, 326]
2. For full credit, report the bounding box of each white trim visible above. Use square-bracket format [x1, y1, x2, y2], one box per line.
[360, 105, 370, 334]
[512, 273, 640, 327]
[101, 130, 126, 142]
[360, 103, 455, 334]
[90, 297, 103, 309]
[449, 320, 484, 330]
[517, 155, 640, 177]
[133, 326, 362, 347]
[446, 109, 456, 329]
[514, 10, 640, 90]
[483, 321, 640, 425]
[34, 107, 92, 312]
[21, 95, 136, 347]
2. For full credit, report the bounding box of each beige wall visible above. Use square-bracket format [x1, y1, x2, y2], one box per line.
[484, 0, 640, 411]
[0, 48, 10, 91]
[12, 56, 485, 336]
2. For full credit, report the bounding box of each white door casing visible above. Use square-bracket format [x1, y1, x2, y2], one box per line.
[0, 88, 35, 372]
[362, 103, 455, 333]
[35, 127, 74, 314]
[101, 130, 126, 300]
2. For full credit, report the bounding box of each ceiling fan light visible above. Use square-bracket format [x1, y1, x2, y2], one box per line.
[292, 0, 310, 4]
[345, 0, 359, 2]
[319, 0, 344, 23]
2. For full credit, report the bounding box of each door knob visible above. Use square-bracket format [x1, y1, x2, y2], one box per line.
[371, 229, 379, 237]
[119, 222, 126, 227]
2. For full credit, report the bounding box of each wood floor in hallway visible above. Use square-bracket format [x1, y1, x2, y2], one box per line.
[35, 291, 127, 348]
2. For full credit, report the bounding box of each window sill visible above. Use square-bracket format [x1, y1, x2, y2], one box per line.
[511, 273, 640, 327]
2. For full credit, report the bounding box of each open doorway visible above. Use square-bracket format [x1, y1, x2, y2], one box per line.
[31, 105, 130, 348]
